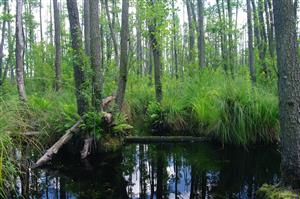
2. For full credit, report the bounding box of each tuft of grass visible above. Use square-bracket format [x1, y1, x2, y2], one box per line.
[126, 68, 279, 146]
[256, 184, 298, 199]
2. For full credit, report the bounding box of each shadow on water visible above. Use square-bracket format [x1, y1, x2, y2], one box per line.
[10, 142, 281, 199]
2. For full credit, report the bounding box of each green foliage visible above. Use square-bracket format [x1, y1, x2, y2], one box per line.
[256, 184, 298, 199]
[127, 68, 279, 146]
[81, 111, 105, 140]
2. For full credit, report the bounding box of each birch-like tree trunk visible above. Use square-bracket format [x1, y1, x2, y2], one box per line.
[16, 0, 27, 101]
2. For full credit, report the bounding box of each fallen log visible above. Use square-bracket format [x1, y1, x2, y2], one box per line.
[33, 120, 82, 168]
[125, 136, 209, 143]
[80, 137, 93, 159]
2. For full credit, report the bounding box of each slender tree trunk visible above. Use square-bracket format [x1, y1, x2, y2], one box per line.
[84, 0, 90, 57]
[258, 0, 268, 74]
[0, 1, 7, 86]
[186, 0, 195, 63]
[251, 0, 261, 47]
[136, 1, 143, 75]
[172, 0, 179, 78]
[40, 0, 43, 42]
[227, 0, 234, 76]
[247, 0, 256, 84]
[148, 37, 153, 81]
[53, 0, 62, 91]
[148, 0, 162, 102]
[49, 0, 54, 45]
[16, 0, 27, 101]
[116, 0, 129, 110]
[89, 0, 103, 111]
[216, 0, 227, 72]
[264, 0, 274, 58]
[105, 0, 119, 64]
[267, 0, 275, 58]
[197, 0, 205, 69]
[274, 0, 300, 188]
[67, 0, 88, 115]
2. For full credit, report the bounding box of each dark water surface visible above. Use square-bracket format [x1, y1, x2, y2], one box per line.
[12, 143, 281, 199]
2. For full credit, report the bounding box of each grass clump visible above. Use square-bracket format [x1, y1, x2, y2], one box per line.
[256, 184, 298, 199]
[127, 68, 279, 146]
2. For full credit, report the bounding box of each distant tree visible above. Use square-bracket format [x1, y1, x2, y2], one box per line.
[247, 0, 256, 84]
[274, 0, 300, 187]
[105, 0, 119, 64]
[83, 0, 90, 57]
[53, 0, 62, 91]
[0, 1, 7, 86]
[39, 0, 43, 42]
[197, 0, 205, 69]
[148, 0, 163, 102]
[171, 0, 179, 78]
[16, 0, 27, 101]
[136, 0, 143, 75]
[186, 0, 195, 64]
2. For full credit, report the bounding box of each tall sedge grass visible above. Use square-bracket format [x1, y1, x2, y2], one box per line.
[126, 68, 279, 146]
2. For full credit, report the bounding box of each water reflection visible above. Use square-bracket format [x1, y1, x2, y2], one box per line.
[10, 143, 280, 199]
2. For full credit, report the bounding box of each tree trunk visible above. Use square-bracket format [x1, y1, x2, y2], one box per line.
[216, 0, 227, 72]
[0, 1, 7, 86]
[247, 0, 256, 84]
[16, 0, 27, 101]
[274, 0, 300, 187]
[84, 0, 91, 57]
[116, 0, 129, 110]
[197, 0, 205, 69]
[251, 0, 261, 48]
[90, 0, 103, 111]
[186, 0, 195, 63]
[258, 0, 268, 74]
[136, 1, 143, 76]
[172, 0, 179, 78]
[67, 0, 88, 115]
[105, 0, 119, 64]
[264, 0, 274, 58]
[148, 0, 162, 103]
[40, 0, 43, 42]
[53, 0, 62, 91]
[227, 0, 234, 76]
[3, 1, 12, 84]
[267, 0, 275, 58]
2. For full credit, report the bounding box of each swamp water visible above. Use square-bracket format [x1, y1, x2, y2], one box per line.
[11, 143, 281, 199]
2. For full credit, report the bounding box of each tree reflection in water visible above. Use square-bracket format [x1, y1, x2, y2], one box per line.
[11, 143, 280, 199]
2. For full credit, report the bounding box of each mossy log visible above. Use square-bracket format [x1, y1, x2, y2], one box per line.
[125, 136, 209, 143]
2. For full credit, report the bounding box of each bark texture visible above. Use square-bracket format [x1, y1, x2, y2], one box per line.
[84, 0, 91, 57]
[274, 0, 300, 187]
[16, 0, 27, 101]
[105, 0, 119, 64]
[90, 0, 103, 111]
[53, 0, 62, 91]
[67, 0, 88, 115]
[247, 0, 256, 84]
[116, 0, 129, 110]
[197, 0, 205, 69]
[148, 0, 162, 102]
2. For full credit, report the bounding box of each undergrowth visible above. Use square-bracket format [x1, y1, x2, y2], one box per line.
[126, 68, 279, 146]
